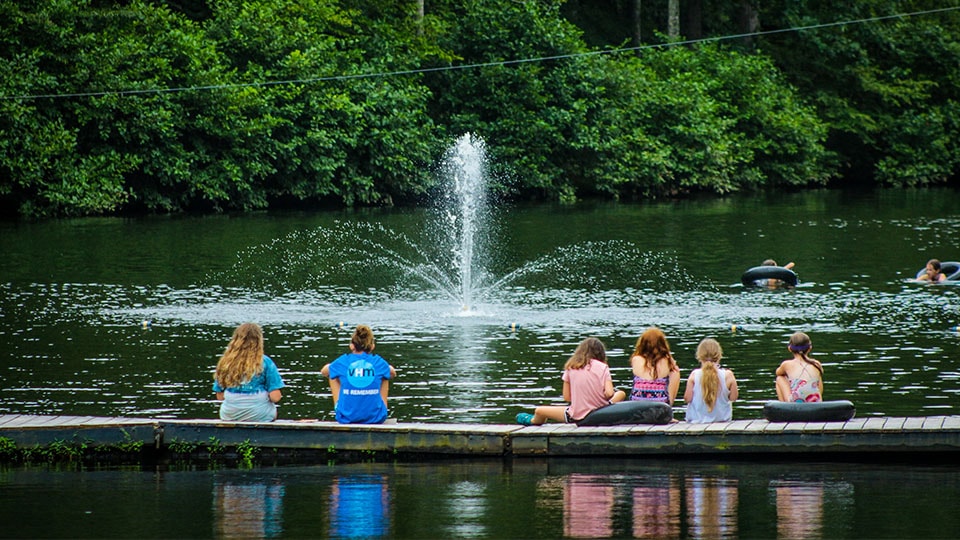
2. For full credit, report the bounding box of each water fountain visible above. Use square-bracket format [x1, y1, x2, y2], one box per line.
[436, 133, 490, 312]
[146, 134, 722, 332]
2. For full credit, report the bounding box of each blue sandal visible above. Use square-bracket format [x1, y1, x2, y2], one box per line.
[516, 413, 534, 425]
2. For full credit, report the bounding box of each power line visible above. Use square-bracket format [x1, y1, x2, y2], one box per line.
[2, 6, 958, 102]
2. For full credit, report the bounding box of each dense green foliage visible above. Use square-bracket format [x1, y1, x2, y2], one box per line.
[0, 0, 956, 217]
[758, 0, 960, 187]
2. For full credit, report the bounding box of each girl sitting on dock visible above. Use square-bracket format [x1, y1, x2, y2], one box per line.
[775, 332, 823, 402]
[321, 325, 396, 424]
[516, 337, 626, 425]
[628, 327, 681, 406]
[213, 322, 285, 422]
[683, 338, 739, 423]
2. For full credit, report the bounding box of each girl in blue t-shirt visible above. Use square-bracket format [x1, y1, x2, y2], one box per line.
[321, 325, 396, 424]
[213, 323, 285, 422]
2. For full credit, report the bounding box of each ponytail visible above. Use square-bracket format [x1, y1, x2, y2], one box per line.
[701, 361, 720, 412]
[695, 338, 724, 412]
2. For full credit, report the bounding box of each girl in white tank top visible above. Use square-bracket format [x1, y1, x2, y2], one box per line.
[683, 338, 739, 423]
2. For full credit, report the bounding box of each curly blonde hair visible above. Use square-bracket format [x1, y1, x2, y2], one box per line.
[214, 323, 264, 388]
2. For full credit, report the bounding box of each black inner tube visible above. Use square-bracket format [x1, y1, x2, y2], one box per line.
[576, 400, 673, 426]
[763, 400, 856, 422]
[741, 266, 798, 287]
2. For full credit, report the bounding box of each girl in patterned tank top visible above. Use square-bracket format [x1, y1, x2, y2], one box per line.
[629, 327, 680, 406]
[775, 332, 824, 402]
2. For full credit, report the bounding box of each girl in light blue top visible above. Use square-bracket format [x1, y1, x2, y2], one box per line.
[683, 338, 738, 423]
[213, 323, 285, 422]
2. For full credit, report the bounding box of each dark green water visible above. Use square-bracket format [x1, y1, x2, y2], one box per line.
[1, 189, 958, 421]
[1, 459, 958, 538]
[1, 188, 959, 538]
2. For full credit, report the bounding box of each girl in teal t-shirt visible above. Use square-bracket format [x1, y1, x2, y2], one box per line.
[213, 323, 285, 422]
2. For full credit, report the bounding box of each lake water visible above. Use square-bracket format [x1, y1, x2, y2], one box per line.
[1, 188, 959, 538]
[2, 459, 959, 538]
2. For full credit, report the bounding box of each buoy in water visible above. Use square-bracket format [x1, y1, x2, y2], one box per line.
[141, 319, 151, 329]
[731, 324, 743, 333]
[509, 323, 521, 332]
[336, 321, 348, 330]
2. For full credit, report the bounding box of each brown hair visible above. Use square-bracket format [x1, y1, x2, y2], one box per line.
[352, 324, 376, 353]
[631, 327, 677, 377]
[788, 332, 823, 376]
[214, 323, 264, 388]
[695, 338, 723, 412]
[565, 337, 606, 371]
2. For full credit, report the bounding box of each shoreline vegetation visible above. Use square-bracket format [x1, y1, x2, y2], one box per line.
[1, 1, 958, 219]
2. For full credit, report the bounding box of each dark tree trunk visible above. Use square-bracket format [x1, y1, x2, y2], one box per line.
[668, 0, 680, 39]
[739, 0, 759, 47]
[633, 0, 642, 49]
[682, 0, 702, 41]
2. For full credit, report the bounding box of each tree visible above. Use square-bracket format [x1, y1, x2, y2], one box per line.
[758, 0, 960, 186]
[668, 0, 680, 39]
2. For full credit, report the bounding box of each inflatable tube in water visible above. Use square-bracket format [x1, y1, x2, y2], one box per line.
[915, 261, 960, 281]
[741, 266, 798, 287]
[576, 400, 674, 426]
[763, 400, 856, 422]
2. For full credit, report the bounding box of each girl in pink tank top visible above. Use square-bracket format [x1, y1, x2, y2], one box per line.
[516, 337, 626, 425]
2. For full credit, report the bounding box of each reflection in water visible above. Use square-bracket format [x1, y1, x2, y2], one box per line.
[632, 475, 681, 539]
[539, 472, 744, 539]
[770, 478, 856, 540]
[773, 480, 822, 539]
[686, 477, 738, 539]
[562, 474, 615, 538]
[329, 474, 391, 538]
[446, 480, 488, 538]
[213, 480, 285, 538]
[0, 460, 946, 538]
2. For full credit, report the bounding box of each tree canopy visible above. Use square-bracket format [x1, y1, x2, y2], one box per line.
[0, 0, 957, 217]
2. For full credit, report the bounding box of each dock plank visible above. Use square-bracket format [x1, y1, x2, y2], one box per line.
[862, 418, 887, 431]
[903, 417, 926, 430]
[0, 415, 26, 427]
[883, 417, 906, 431]
[941, 417, 960, 430]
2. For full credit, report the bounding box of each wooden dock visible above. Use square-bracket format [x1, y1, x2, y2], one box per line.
[2, 414, 960, 464]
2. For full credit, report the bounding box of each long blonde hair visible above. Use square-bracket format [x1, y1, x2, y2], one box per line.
[695, 338, 723, 412]
[214, 323, 264, 388]
[632, 327, 677, 377]
[565, 337, 606, 370]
